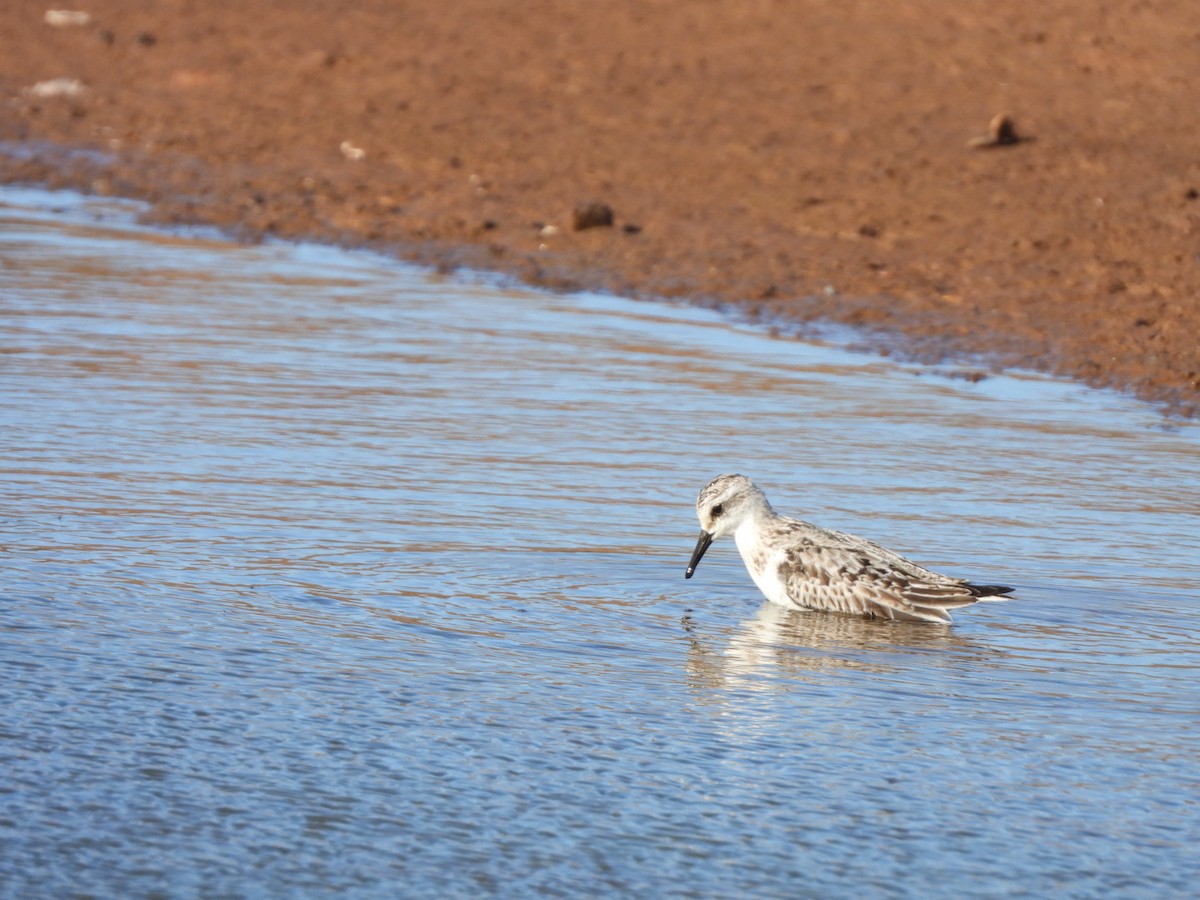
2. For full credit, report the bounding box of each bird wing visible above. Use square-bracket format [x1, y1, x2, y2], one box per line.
[776, 526, 984, 623]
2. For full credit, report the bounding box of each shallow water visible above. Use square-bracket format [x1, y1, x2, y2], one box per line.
[2, 186, 1198, 897]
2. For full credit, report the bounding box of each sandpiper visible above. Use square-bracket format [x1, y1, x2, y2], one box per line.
[685, 474, 1012, 623]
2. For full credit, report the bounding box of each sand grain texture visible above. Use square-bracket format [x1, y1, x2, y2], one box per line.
[4, 0, 1199, 412]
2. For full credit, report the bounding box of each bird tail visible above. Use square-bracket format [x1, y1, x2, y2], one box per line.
[967, 583, 1014, 601]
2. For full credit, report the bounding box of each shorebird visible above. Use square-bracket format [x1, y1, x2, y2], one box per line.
[685, 474, 1012, 623]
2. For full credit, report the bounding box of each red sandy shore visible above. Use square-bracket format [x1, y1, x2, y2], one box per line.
[3, 1, 1199, 413]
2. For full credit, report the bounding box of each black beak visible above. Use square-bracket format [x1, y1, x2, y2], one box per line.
[685, 530, 714, 579]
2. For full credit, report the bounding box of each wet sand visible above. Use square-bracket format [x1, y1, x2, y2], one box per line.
[3, 1, 1199, 413]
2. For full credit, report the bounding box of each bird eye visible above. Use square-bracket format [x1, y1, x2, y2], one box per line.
[711, 503, 724, 516]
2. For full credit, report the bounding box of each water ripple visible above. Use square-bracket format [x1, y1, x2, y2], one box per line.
[2, 187, 1198, 897]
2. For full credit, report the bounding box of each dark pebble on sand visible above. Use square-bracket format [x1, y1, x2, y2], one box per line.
[572, 202, 614, 231]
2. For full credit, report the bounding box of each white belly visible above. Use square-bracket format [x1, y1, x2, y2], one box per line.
[734, 523, 803, 608]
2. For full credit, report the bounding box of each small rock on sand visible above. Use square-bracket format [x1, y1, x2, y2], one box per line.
[572, 201, 614, 231]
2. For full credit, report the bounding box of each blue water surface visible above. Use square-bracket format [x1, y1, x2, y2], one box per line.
[1, 187, 1198, 898]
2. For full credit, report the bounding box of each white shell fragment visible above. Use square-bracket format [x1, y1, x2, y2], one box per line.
[27, 77, 87, 98]
[44, 10, 92, 27]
